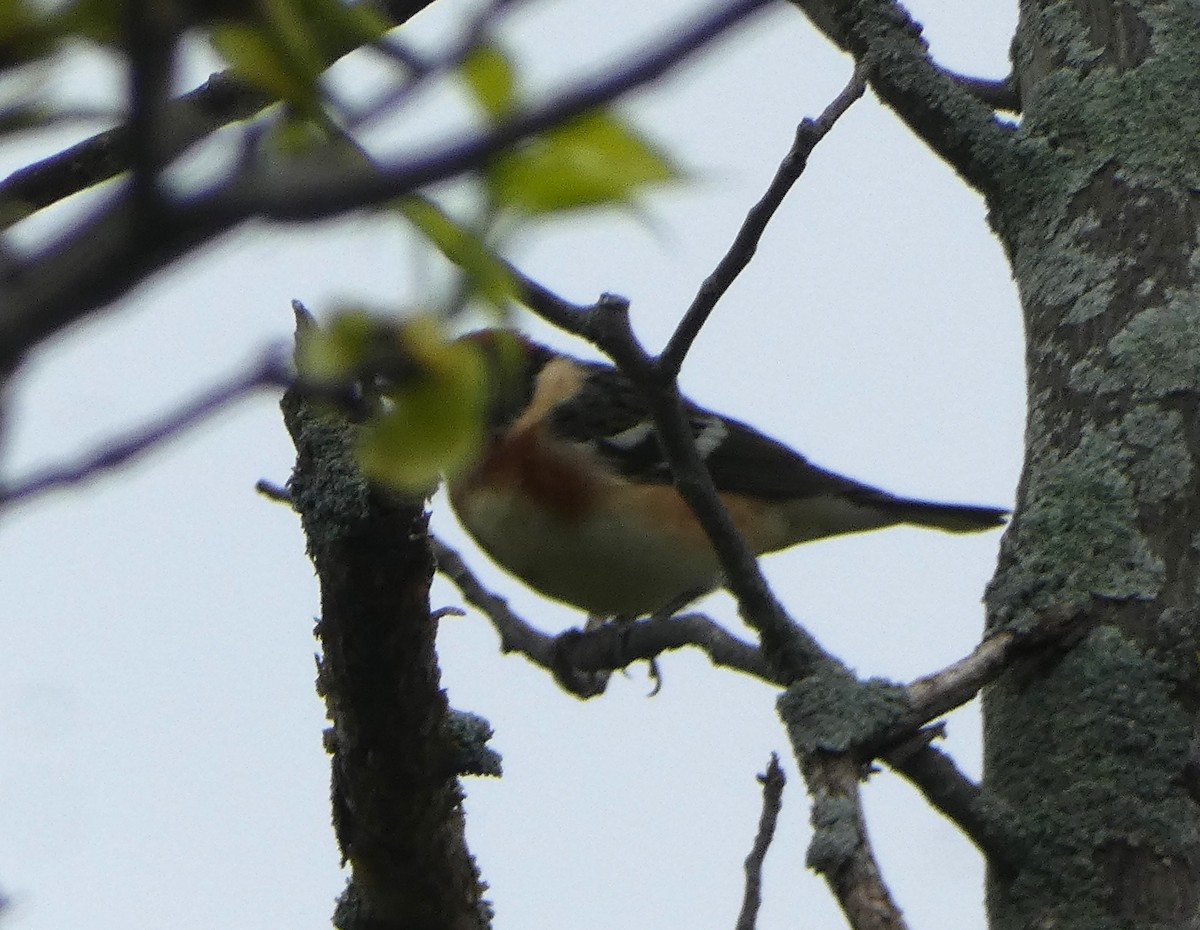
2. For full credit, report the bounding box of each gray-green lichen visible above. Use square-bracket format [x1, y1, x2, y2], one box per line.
[285, 403, 372, 556]
[990, 2, 1200, 288]
[984, 625, 1197, 927]
[987, 424, 1164, 628]
[777, 672, 907, 755]
[444, 710, 502, 778]
[1029, 213, 1122, 324]
[1103, 292, 1200, 397]
[1115, 405, 1192, 502]
[1015, 1, 1200, 192]
[805, 792, 861, 875]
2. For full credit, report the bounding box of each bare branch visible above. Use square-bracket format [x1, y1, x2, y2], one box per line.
[0, 349, 290, 509]
[660, 59, 868, 377]
[883, 604, 1087, 743]
[883, 729, 1023, 877]
[255, 479, 292, 503]
[431, 534, 781, 695]
[787, 0, 1018, 194]
[502, 71, 885, 681]
[735, 753, 786, 930]
[571, 297, 835, 683]
[805, 753, 909, 930]
[125, 0, 178, 223]
[430, 534, 558, 666]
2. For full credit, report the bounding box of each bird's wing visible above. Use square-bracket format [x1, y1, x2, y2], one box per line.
[546, 363, 866, 501]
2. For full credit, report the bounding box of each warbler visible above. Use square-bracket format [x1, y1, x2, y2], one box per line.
[447, 330, 1005, 616]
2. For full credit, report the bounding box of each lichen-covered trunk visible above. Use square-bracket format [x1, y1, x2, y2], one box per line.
[982, 2, 1200, 927]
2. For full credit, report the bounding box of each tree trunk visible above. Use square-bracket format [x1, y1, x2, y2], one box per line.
[983, 2, 1200, 927]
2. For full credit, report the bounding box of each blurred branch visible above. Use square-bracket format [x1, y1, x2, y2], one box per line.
[660, 59, 867, 377]
[735, 753, 786, 930]
[0, 72, 269, 215]
[0, 0, 774, 371]
[0, 0, 440, 216]
[0, 349, 289, 509]
[125, 0, 179, 223]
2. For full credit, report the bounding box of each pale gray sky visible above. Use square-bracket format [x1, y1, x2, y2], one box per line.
[0, 2, 1022, 928]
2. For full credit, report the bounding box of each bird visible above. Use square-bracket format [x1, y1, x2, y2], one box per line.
[446, 329, 1006, 617]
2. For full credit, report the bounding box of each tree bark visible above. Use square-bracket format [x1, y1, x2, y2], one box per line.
[983, 2, 1200, 927]
[282, 381, 490, 930]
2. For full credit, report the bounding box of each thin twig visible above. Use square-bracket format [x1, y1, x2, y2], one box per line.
[581, 298, 833, 682]
[0, 349, 290, 509]
[430, 534, 558, 665]
[256, 479, 293, 503]
[787, 0, 1017, 194]
[736, 753, 786, 930]
[659, 61, 868, 377]
[879, 604, 1087, 747]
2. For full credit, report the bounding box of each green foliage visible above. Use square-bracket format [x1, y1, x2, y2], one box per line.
[210, 0, 388, 114]
[459, 42, 518, 119]
[0, 0, 56, 68]
[489, 109, 679, 214]
[0, 1, 683, 494]
[458, 40, 682, 216]
[295, 312, 490, 492]
[398, 196, 519, 312]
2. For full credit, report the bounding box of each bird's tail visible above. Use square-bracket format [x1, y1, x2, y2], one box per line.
[873, 496, 1008, 533]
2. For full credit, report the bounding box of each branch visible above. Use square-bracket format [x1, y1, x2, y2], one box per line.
[945, 69, 1021, 113]
[579, 298, 834, 681]
[0, 0, 774, 371]
[884, 603, 1087, 744]
[431, 534, 781, 697]
[805, 753, 909, 930]
[502, 73, 885, 682]
[0, 0, 440, 216]
[787, 0, 1018, 194]
[883, 729, 1023, 877]
[735, 754, 786, 930]
[125, 0, 178, 223]
[282, 369, 487, 929]
[660, 60, 868, 377]
[0, 349, 289, 509]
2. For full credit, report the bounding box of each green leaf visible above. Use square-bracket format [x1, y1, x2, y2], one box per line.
[488, 109, 680, 215]
[459, 42, 518, 120]
[295, 312, 490, 493]
[289, 0, 389, 62]
[0, 0, 57, 66]
[294, 308, 379, 382]
[355, 316, 489, 491]
[210, 0, 389, 111]
[399, 196, 518, 310]
[211, 21, 322, 112]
